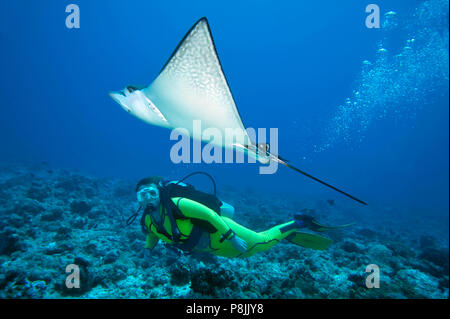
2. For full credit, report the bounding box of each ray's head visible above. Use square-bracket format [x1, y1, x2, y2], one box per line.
[109, 85, 146, 114]
[109, 85, 170, 128]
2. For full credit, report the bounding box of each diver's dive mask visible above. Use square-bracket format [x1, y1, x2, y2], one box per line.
[136, 184, 160, 208]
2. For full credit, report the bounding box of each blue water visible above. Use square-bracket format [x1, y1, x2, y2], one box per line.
[1, 0, 447, 213]
[0, 0, 448, 298]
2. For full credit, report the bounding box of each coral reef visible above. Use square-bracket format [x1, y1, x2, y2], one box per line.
[0, 163, 448, 299]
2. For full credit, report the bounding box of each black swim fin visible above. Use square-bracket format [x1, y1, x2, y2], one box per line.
[310, 220, 355, 232]
[285, 232, 333, 250]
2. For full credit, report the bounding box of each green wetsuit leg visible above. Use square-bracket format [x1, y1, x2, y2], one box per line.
[208, 217, 298, 258]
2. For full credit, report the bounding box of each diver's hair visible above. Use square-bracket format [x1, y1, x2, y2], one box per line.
[135, 176, 163, 192]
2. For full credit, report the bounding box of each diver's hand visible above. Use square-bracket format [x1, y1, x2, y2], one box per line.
[230, 234, 247, 253]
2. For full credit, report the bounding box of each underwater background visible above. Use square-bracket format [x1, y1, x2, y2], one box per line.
[0, 0, 448, 298]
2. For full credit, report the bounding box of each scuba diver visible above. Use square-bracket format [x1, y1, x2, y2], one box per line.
[129, 172, 353, 258]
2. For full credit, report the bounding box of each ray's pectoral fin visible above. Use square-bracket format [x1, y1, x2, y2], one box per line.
[142, 17, 249, 147]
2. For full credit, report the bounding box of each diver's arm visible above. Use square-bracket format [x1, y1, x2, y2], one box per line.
[144, 232, 160, 250]
[143, 214, 160, 250]
[174, 197, 235, 241]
